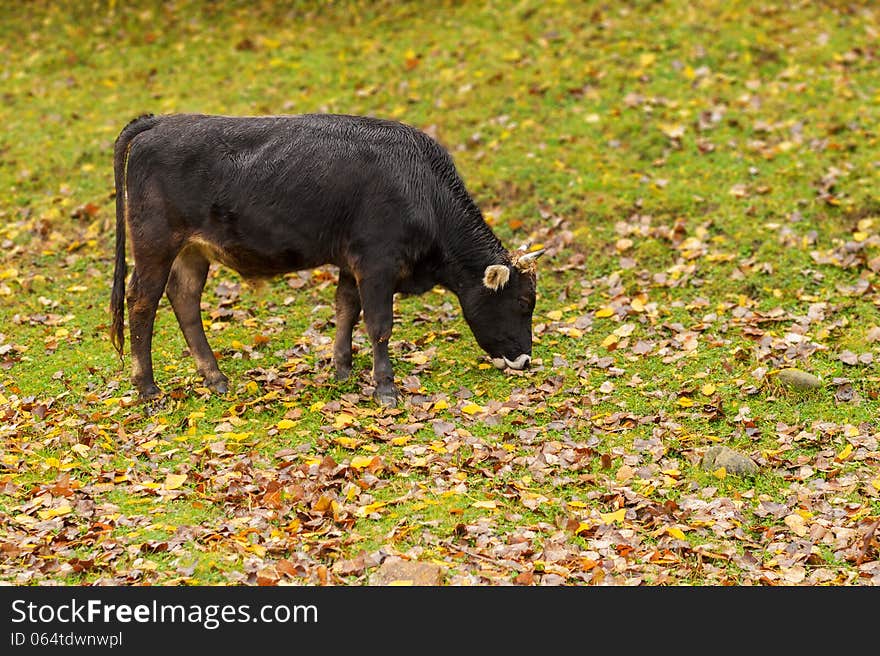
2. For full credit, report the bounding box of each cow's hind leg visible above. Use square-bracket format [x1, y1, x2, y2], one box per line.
[127, 259, 174, 400]
[166, 248, 228, 394]
[333, 268, 361, 381]
[357, 274, 398, 407]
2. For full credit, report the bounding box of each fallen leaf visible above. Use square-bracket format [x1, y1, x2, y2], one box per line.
[600, 508, 626, 525]
[164, 474, 187, 490]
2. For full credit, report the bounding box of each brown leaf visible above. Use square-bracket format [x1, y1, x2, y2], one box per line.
[514, 571, 535, 585]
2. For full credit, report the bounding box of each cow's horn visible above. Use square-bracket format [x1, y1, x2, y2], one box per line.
[516, 248, 545, 266]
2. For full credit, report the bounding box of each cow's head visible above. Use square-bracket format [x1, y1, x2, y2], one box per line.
[460, 248, 544, 371]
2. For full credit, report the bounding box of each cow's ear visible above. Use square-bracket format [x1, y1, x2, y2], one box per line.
[483, 264, 510, 291]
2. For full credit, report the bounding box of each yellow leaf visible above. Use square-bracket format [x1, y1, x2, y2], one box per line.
[164, 474, 187, 490]
[277, 419, 297, 430]
[666, 527, 687, 541]
[595, 306, 614, 318]
[350, 456, 375, 469]
[677, 396, 694, 408]
[432, 399, 449, 411]
[546, 310, 563, 321]
[661, 123, 685, 139]
[390, 436, 411, 446]
[472, 500, 498, 510]
[599, 508, 626, 524]
[71, 443, 89, 456]
[332, 412, 355, 429]
[574, 521, 592, 536]
[44, 457, 61, 468]
[601, 333, 618, 348]
[871, 477, 880, 491]
[357, 501, 387, 517]
[784, 513, 808, 537]
[37, 504, 73, 520]
[461, 403, 484, 415]
[138, 439, 158, 451]
[14, 514, 37, 526]
[700, 383, 716, 396]
[2, 454, 17, 465]
[334, 436, 360, 449]
[309, 401, 325, 412]
[245, 381, 259, 394]
[639, 52, 656, 67]
[836, 444, 853, 461]
[713, 467, 727, 480]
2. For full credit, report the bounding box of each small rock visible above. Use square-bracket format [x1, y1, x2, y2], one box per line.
[701, 445, 758, 476]
[369, 558, 445, 586]
[775, 368, 821, 390]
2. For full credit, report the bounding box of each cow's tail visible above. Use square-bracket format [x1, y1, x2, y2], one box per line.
[110, 113, 159, 359]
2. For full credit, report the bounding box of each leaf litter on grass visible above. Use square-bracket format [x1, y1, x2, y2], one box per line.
[1, 0, 879, 585]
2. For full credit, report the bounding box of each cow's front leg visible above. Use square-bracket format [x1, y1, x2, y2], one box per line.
[127, 264, 172, 401]
[166, 249, 228, 394]
[358, 276, 398, 407]
[333, 269, 362, 381]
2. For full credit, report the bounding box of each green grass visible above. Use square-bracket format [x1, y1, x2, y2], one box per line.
[1, 0, 879, 586]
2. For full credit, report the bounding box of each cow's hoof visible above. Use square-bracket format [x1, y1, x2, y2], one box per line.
[373, 386, 399, 408]
[205, 375, 229, 395]
[335, 367, 352, 382]
[137, 384, 162, 402]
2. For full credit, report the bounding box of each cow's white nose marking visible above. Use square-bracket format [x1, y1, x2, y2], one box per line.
[503, 354, 530, 370]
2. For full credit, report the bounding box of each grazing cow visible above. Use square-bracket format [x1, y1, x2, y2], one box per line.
[110, 113, 543, 406]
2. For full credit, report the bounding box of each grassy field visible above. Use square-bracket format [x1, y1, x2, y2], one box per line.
[0, 0, 878, 585]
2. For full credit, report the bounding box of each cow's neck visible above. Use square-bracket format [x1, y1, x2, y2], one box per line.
[440, 210, 509, 295]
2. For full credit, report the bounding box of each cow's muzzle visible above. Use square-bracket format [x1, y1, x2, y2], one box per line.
[492, 354, 531, 371]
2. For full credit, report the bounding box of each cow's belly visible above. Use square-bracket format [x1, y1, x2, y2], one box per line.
[186, 235, 328, 278]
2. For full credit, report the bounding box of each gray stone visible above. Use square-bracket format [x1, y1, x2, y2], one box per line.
[369, 558, 445, 586]
[701, 445, 758, 476]
[775, 368, 822, 390]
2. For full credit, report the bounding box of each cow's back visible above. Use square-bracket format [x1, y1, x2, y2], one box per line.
[123, 113, 452, 275]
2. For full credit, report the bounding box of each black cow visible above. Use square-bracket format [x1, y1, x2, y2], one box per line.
[110, 113, 543, 406]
